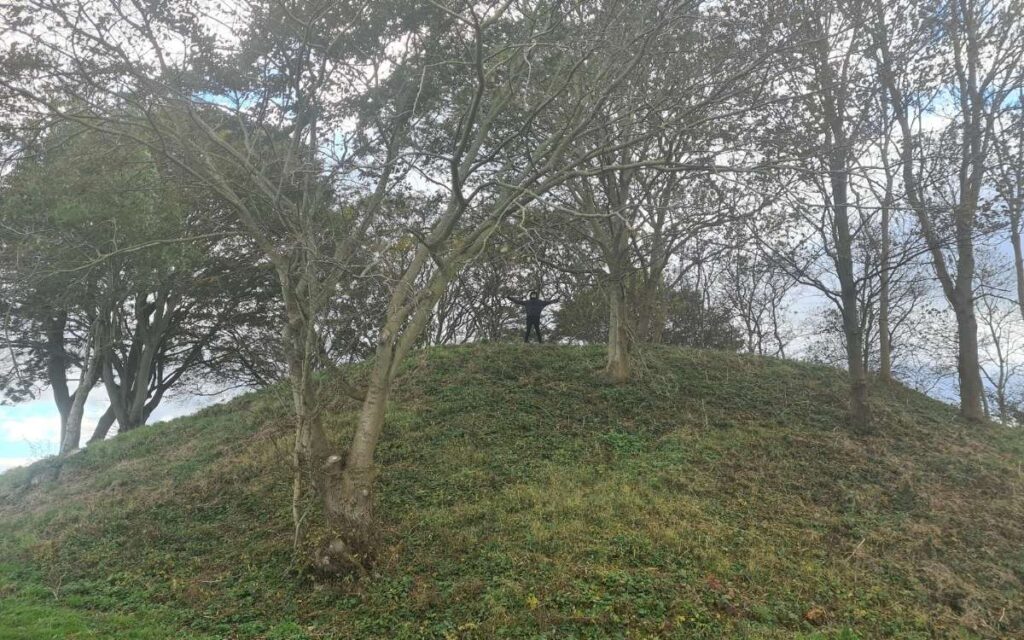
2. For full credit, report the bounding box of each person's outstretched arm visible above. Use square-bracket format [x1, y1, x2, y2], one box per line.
[506, 295, 526, 306]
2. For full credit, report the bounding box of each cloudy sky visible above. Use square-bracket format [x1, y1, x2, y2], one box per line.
[0, 389, 223, 473]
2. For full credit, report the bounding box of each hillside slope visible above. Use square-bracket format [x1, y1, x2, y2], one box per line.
[1, 345, 1022, 639]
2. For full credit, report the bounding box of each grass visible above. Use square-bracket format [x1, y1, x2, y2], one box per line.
[0, 344, 1022, 639]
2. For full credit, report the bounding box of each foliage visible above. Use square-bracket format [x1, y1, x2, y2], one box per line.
[0, 125, 183, 399]
[555, 286, 743, 350]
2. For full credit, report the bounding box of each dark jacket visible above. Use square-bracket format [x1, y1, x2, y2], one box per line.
[509, 296, 558, 318]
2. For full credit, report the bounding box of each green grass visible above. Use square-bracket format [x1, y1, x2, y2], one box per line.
[0, 596, 214, 640]
[1, 344, 1022, 639]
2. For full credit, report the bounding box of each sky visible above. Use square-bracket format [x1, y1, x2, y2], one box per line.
[0, 398, 65, 473]
[0, 388, 225, 473]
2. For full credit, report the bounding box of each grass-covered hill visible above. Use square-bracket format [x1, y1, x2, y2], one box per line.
[1, 345, 1022, 639]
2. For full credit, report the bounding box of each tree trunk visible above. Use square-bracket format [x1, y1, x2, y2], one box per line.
[101, 355, 131, 433]
[634, 270, 664, 344]
[878, 199, 892, 382]
[336, 361, 390, 560]
[334, 252, 456, 567]
[328, 241, 488, 572]
[45, 315, 72, 448]
[634, 289, 653, 343]
[995, 372, 1007, 422]
[954, 302, 986, 421]
[605, 276, 631, 383]
[126, 336, 161, 428]
[87, 406, 117, 443]
[279, 289, 362, 574]
[62, 347, 101, 454]
[951, 194, 986, 422]
[115, 292, 177, 432]
[873, 22, 988, 424]
[636, 278, 668, 345]
[844, 316, 872, 433]
[1011, 210, 1024, 323]
[830, 148, 873, 434]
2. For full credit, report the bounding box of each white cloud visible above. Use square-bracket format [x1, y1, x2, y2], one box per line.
[0, 385, 239, 469]
[0, 413, 61, 444]
[0, 388, 112, 447]
[0, 457, 35, 473]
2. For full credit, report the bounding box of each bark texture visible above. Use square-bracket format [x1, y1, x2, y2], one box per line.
[605, 277, 632, 384]
[61, 341, 101, 454]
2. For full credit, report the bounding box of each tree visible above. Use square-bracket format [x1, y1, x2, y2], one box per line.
[0, 0, 709, 572]
[869, 0, 1024, 420]
[719, 249, 796, 357]
[991, 106, 1024, 323]
[977, 283, 1024, 421]
[864, 88, 906, 383]
[550, 0, 785, 381]
[337, 0, 704, 567]
[0, 125, 202, 452]
[2, 0, 421, 576]
[748, 0, 884, 432]
[0, 124, 267, 450]
[554, 283, 743, 350]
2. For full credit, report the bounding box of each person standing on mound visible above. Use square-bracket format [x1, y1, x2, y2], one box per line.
[507, 290, 560, 343]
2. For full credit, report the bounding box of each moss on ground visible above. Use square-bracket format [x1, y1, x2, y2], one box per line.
[1, 344, 1022, 639]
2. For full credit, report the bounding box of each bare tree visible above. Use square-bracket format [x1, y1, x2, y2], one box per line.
[864, 89, 903, 382]
[719, 249, 796, 357]
[749, 0, 883, 431]
[869, 0, 1024, 420]
[976, 261, 1024, 421]
[991, 107, 1024, 322]
[551, 0, 784, 381]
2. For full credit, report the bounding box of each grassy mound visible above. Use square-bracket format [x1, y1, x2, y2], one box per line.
[1, 344, 1022, 639]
